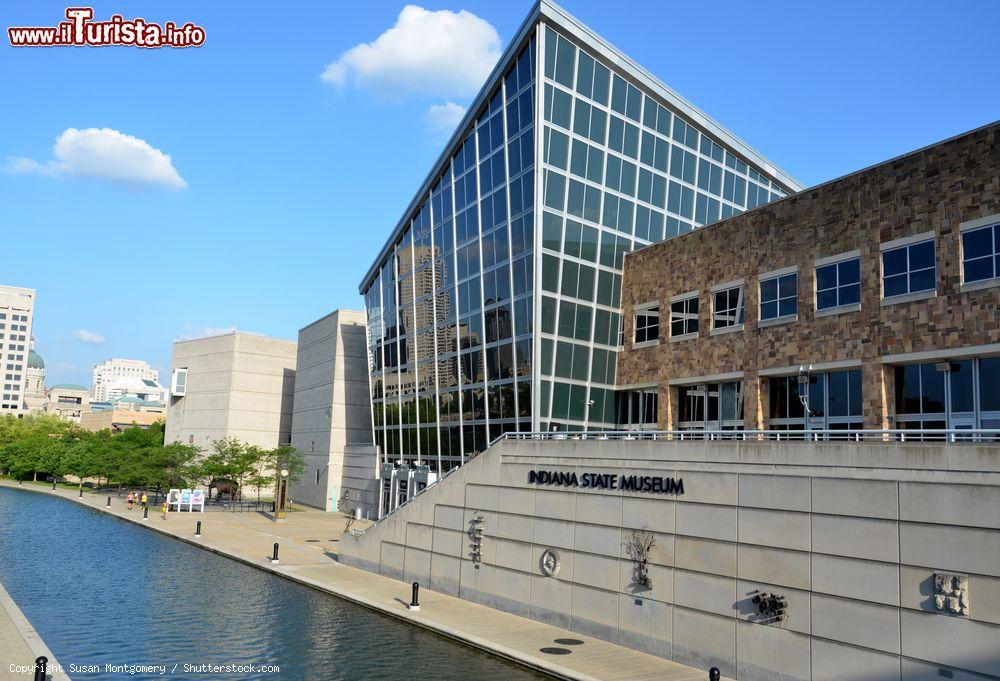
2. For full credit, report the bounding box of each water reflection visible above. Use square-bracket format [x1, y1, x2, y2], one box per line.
[0, 488, 546, 681]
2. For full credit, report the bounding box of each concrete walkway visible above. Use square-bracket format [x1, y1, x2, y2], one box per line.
[0, 481, 718, 681]
[0, 579, 69, 681]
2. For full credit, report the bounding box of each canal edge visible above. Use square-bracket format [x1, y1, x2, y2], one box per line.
[0, 483, 593, 681]
[0, 579, 70, 681]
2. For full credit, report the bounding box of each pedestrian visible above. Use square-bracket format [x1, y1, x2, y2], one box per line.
[140, 491, 148, 511]
[161, 498, 168, 520]
[127, 491, 134, 511]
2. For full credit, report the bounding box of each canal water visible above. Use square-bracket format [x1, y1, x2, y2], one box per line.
[0, 487, 547, 680]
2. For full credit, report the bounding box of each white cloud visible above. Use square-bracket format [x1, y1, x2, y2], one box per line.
[72, 329, 105, 344]
[423, 102, 466, 139]
[5, 127, 186, 190]
[321, 5, 501, 100]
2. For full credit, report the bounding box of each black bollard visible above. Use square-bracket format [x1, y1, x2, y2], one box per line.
[52, 480, 56, 491]
[79, 487, 83, 498]
[33, 655, 47, 681]
[709, 667, 720, 681]
[106, 496, 111, 507]
[271, 543, 279, 563]
[143, 506, 148, 519]
[195, 521, 202, 537]
[409, 581, 420, 610]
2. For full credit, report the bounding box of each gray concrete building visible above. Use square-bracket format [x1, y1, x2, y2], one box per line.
[164, 331, 296, 452]
[0, 285, 35, 417]
[288, 310, 376, 513]
[341, 436, 1000, 680]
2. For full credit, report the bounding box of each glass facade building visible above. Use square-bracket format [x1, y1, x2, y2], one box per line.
[359, 0, 800, 471]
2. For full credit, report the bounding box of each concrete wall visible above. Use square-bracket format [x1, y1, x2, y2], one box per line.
[289, 310, 373, 511]
[341, 438, 1000, 680]
[165, 332, 297, 452]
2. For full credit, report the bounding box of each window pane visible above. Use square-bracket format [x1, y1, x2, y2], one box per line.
[839, 282, 861, 305]
[895, 365, 921, 414]
[920, 363, 946, 414]
[838, 258, 860, 284]
[981, 357, 1000, 411]
[962, 227, 993, 260]
[964, 256, 995, 283]
[816, 289, 838, 310]
[883, 248, 907, 277]
[760, 278, 777, 304]
[909, 268, 936, 293]
[808, 374, 825, 417]
[827, 370, 850, 417]
[908, 241, 935, 270]
[883, 273, 907, 298]
[816, 263, 837, 292]
[949, 360, 974, 413]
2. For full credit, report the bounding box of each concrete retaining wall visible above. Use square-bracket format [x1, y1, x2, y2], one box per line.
[340, 439, 1000, 680]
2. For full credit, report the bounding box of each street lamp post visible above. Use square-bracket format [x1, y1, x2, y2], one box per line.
[275, 468, 289, 520]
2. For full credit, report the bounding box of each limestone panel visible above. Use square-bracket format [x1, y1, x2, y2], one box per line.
[622, 496, 675, 533]
[899, 522, 1000, 578]
[494, 566, 530, 617]
[969, 574, 1000, 625]
[496, 512, 534, 543]
[676, 471, 738, 506]
[674, 536, 736, 577]
[735, 619, 810, 681]
[618, 594, 672, 658]
[671, 607, 737, 677]
[739, 508, 811, 551]
[434, 504, 468, 532]
[811, 478, 899, 520]
[676, 502, 737, 542]
[673, 570, 737, 618]
[739, 474, 811, 512]
[811, 594, 900, 654]
[573, 553, 621, 591]
[533, 517, 576, 550]
[811, 554, 900, 606]
[737, 544, 811, 591]
[458, 559, 494, 608]
[402, 546, 431, 586]
[494, 536, 532, 573]
[498, 486, 534, 516]
[429, 552, 461, 596]
[812, 514, 899, 563]
[575, 492, 624, 526]
[573, 522, 622, 556]
[900, 609, 1000, 677]
[534, 488, 576, 520]
[530, 573, 572, 629]
[899, 482, 1000, 530]
[464, 483, 499, 512]
[811, 639, 901, 681]
[571, 583, 620, 643]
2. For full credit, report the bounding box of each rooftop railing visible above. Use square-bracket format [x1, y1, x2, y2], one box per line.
[499, 429, 1000, 444]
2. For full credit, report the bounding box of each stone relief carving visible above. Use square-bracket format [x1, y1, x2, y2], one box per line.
[934, 572, 969, 616]
[540, 548, 561, 577]
[623, 528, 656, 591]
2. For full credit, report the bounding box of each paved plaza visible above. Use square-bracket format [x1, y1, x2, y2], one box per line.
[0, 481, 717, 681]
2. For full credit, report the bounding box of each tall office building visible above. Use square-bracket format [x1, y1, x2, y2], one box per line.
[92, 358, 160, 402]
[0, 285, 36, 417]
[359, 0, 800, 471]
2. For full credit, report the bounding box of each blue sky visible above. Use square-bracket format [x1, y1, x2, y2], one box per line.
[2, 0, 998, 388]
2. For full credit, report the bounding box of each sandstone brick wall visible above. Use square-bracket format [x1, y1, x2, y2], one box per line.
[618, 123, 1000, 429]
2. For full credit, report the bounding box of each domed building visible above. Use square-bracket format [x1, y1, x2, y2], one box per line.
[23, 340, 47, 415]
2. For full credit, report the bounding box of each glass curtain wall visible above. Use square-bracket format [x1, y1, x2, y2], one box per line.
[536, 25, 787, 432]
[364, 36, 537, 472]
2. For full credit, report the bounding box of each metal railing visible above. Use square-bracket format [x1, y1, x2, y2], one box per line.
[345, 427, 999, 537]
[499, 429, 1000, 444]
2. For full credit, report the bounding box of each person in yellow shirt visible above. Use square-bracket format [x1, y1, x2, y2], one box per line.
[140, 492, 148, 510]
[161, 499, 168, 520]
